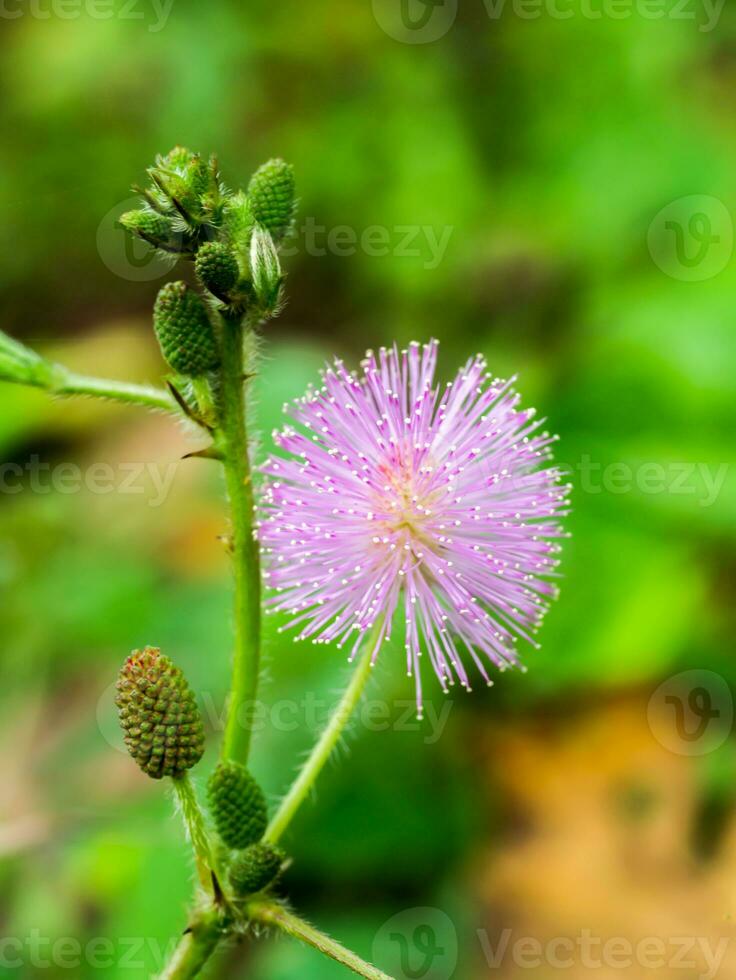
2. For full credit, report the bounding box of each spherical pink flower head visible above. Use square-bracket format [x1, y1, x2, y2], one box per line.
[259, 340, 570, 716]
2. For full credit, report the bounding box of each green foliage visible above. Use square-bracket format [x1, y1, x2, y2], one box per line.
[207, 760, 268, 850]
[0, 330, 57, 389]
[1, 8, 736, 977]
[115, 647, 205, 780]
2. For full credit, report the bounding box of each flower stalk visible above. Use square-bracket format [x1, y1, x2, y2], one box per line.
[266, 618, 384, 845]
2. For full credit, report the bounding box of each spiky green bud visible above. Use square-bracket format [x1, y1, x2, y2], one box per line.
[115, 647, 205, 780]
[207, 761, 268, 849]
[249, 226, 283, 312]
[229, 843, 284, 896]
[195, 243, 240, 301]
[153, 281, 220, 376]
[157, 145, 196, 173]
[118, 209, 181, 252]
[185, 155, 217, 198]
[248, 159, 295, 241]
[147, 149, 223, 227]
[223, 191, 255, 252]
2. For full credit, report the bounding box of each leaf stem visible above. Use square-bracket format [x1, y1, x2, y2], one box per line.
[0, 359, 177, 413]
[218, 314, 261, 765]
[248, 902, 393, 980]
[265, 621, 383, 845]
[56, 370, 178, 412]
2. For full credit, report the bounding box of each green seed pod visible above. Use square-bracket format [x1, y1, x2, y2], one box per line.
[208, 761, 268, 849]
[153, 281, 220, 376]
[248, 158, 295, 241]
[195, 242, 240, 300]
[119, 209, 179, 250]
[116, 647, 205, 780]
[229, 843, 284, 896]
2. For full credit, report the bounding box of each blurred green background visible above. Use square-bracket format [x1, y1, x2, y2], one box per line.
[2, 0, 736, 977]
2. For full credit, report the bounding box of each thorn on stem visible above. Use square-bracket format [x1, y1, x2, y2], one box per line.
[167, 381, 214, 431]
[183, 445, 224, 461]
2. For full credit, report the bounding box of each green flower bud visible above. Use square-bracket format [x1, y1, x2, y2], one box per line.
[148, 151, 223, 227]
[157, 145, 196, 173]
[195, 242, 240, 301]
[185, 155, 217, 198]
[207, 761, 268, 849]
[116, 647, 205, 780]
[153, 281, 220, 376]
[248, 159, 295, 241]
[223, 191, 255, 251]
[249, 226, 283, 312]
[229, 843, 284, 896]
[118, 209, 181, 252]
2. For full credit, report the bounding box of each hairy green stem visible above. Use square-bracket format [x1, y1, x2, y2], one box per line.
[56, 370, 177, 412]
[265, 621, 383, 845]
[158, 909, 222, 980]
[0, 356, 176, 413]
[171, 774, 214, 892]
[249, 902, 392, 980]
[218, 314, 261, 765]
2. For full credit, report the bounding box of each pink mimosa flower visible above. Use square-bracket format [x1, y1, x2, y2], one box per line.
[258, 340, 570, 716]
